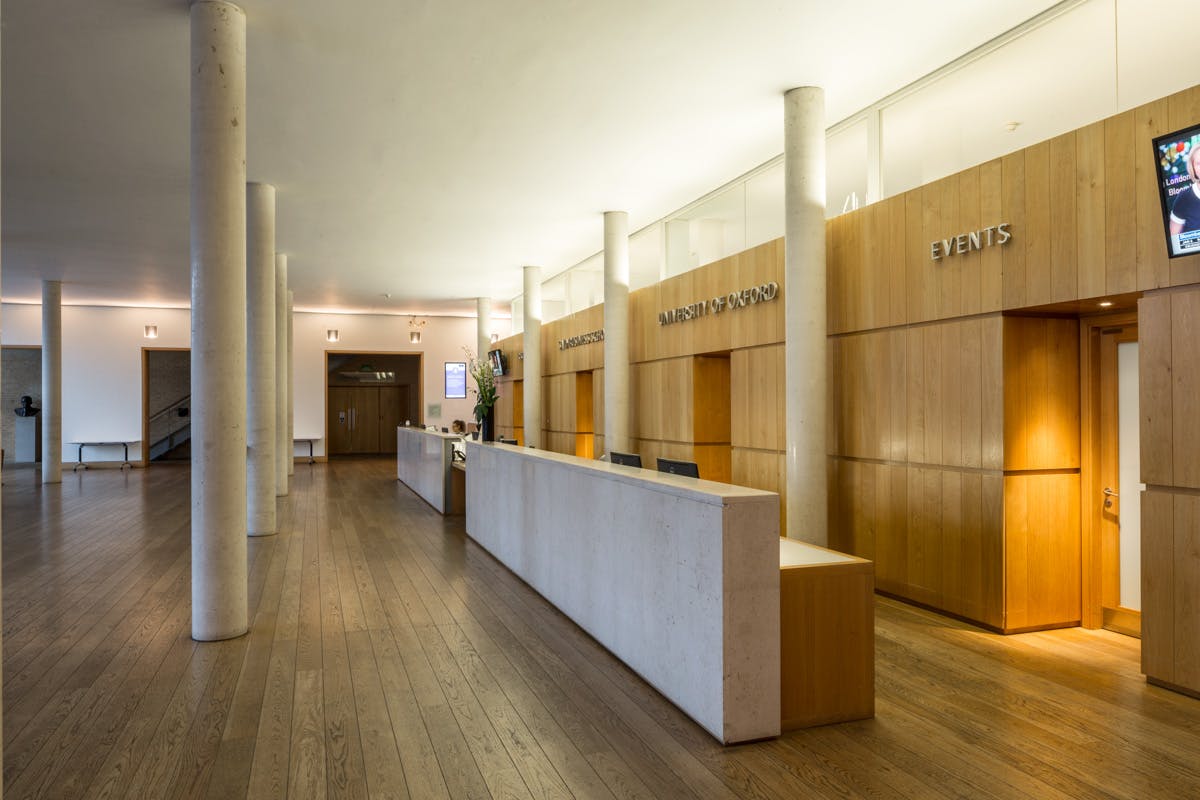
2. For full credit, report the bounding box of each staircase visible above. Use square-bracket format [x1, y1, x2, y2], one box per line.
[148, 395, 191, 461]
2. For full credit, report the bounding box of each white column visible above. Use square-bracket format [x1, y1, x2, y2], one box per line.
[275, 253, 289, 494]
[603, 211, 630, 455]
[41, 280, 62, 484]
[866, 107, 883, 204]
[246, 183, 276, 536]
[476, 296, 492, 360]
[190, 0, 248, 641]
[784, 86, 828, 545]
[287, 289, 294, 476]
[522, 266, 542, 449]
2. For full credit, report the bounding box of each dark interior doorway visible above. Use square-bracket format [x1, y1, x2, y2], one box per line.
[2, 346, 42, 464]
[142, 348, 191, 463]
[326, 352, 422, 456]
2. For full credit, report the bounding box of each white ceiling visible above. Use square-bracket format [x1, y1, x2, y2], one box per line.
[3, 1, 1073, 316]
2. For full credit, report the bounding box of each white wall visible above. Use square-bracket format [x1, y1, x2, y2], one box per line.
[296, 311, 505, 456]
[1, 302, 510, 463]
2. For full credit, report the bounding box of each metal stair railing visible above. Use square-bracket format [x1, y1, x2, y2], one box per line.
[148, 393, 191, 460]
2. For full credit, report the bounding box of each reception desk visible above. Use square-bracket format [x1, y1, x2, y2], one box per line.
[396, 427, 464, 514]
[465, 441, 780, 744]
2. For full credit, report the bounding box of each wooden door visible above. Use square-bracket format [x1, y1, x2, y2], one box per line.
[328, 387, 354, 454]
[379, 386, 403, 453]
[349, 387, 380, 453]
[1084, 315, 1141, 637]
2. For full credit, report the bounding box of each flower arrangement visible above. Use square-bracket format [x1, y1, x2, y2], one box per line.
[464, 347, 497, 425]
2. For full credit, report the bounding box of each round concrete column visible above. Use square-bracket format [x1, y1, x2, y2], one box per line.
[275, 254, 288, 495]
[190, 0, 248, 641]
[287, 289, 294, 476]
[784, 86, 828, 545]
[476, 296, 492, 362]
[41, 280, 62, 484]
[246, 183, 276, 536]
[603, 211, 630, 455]
[522, 266, 542, 449]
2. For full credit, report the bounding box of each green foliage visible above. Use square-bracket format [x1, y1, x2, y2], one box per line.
[464, 348, 496, 423]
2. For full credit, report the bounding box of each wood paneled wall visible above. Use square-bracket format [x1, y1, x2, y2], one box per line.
[493, 333, 524, 444]
[830, 315, 1006, 628]
[829, 87, 1200, 337]
[1002, 317, 1082, 631]
[630, 238, 784, 363]
[485, 83, 1200, 685]
[826, 84, 1200, 662]
[1139, 286, 1200, 695]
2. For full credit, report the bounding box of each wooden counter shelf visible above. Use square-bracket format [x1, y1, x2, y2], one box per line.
[779, 537, 875, 729]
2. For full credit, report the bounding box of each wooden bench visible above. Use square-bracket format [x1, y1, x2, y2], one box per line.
[73, 441, 133, 471]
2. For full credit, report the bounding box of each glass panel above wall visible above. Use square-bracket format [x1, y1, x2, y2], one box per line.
[511, 296, 524, 335]
[568, 254, 604, 311]
[664, 184, 746, 278]
[826, 121, 868, 218]
[882, 0, 1115, 197]
[1117, 0, 1200, 112]
[542, 271, 568, 323]
[630, 222, 664, 291]
[746, 161, 784, 246]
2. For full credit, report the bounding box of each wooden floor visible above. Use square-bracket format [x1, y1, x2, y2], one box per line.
[3, 458, 1200, 800]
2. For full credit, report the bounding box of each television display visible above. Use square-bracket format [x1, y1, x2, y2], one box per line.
[487, 348, 507, 376]
[1154, 123, 1200, 258]
[656, 457, 700, 478]
[609, 451, 642, 468]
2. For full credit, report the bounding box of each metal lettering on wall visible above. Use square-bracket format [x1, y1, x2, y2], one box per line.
[930, 223, 1011, 261]
[657, 282, 779, 326]
[557, 329, 605, 350]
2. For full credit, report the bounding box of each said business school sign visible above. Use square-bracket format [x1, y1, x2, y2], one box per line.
[657, 281, 780, 326]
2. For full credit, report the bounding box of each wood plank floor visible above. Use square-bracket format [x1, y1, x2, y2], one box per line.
[3, 457, 1200, 799]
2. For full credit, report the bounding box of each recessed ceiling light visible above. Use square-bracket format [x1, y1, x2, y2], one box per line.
[1099, 301, 1113, 308]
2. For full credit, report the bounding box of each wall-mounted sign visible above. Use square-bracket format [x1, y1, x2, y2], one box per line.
[558, 329, 604, 350]
[444, 361, 466, 399]
[658, 282, 779, 326]
[930, 223, 1011, 261]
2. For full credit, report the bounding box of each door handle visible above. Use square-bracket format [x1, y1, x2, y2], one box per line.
[1103, 486, 1118, 509]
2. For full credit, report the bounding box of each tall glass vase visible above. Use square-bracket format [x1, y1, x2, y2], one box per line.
[481, 406, 495, 442]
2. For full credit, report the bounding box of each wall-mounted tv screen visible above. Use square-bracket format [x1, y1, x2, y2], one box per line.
[488, 348, 507, 376]
[1154, 124, 1200, 258]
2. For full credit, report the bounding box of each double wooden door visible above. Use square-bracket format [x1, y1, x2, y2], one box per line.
[328, 386, 405, 454]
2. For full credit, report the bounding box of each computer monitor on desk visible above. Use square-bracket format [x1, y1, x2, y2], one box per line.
[608, 451, 642, 468]
[656, 457, 700, 478]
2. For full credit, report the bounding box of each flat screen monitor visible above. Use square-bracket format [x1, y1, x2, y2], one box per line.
[444, 361, 467, 398]
[656, 457, 699, 478]
[487, 349, 507, 376]
[1153, 123, 1200, 258]
[608, 451, 642, 468]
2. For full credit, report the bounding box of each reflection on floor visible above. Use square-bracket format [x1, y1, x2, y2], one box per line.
[3, 458, 1199, 799]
